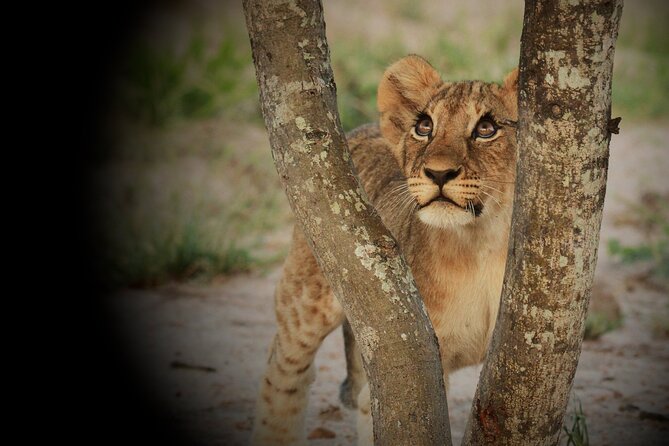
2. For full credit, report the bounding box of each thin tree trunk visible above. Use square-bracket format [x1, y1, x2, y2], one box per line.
[463, 1, 624, 444]
[242, 1, 451, 444]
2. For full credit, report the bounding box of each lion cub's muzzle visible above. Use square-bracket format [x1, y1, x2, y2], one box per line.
[424, 166, 462, 188]
[409, 166, 484, 216]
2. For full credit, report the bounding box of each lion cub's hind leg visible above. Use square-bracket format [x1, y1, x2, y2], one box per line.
[339, 319, 366, 409]
[355, 384, 374, 446]
[251, 229, 344, 446]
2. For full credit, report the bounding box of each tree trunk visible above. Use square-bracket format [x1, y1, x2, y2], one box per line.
[242, 1, 451, 444]
[463, 1, 624, 445]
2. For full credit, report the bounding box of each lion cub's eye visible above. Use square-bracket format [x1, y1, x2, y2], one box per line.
[474, 118, 497, 139]
[415, 116, 433, 137]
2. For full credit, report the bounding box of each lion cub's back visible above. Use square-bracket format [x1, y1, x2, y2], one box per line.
[346, 124, 402, 206]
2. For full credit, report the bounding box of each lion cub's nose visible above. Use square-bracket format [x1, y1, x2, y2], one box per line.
[424, 166, 462, 188]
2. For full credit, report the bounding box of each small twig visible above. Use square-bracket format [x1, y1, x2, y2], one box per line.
[170, 360, 217, 373]
[607, 117, 622, 134]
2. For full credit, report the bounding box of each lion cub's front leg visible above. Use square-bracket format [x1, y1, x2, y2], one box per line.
[251, 229, 344, 445]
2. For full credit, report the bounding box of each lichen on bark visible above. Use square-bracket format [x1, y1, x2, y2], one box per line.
[463, 1, 624, 445]
[243, 0, 451, 444]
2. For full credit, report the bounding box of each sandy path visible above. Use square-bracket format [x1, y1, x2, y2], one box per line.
[108, 123, 669, 445]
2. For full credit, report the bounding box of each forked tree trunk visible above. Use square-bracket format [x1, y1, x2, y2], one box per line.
[463, 1, 624, 444]
[242, 1, 451, 444]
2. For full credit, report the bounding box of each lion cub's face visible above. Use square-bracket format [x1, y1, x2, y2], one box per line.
[378, 55, 518, 229]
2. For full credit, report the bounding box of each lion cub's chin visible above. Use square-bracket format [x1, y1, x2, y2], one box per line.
[417, 204, 476, 229]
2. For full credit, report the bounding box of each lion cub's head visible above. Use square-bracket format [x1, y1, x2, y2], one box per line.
[378, 55, 518, 229]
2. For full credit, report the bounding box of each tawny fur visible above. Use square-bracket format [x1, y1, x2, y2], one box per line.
[251, 55, 518, 446]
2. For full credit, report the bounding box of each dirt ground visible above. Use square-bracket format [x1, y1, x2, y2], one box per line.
[107, 123, 669, 445]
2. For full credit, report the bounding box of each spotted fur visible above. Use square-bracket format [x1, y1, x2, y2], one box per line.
[251, 55, 518, 445]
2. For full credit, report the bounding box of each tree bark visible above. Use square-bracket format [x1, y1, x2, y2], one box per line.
[463, 1, 623, 445]
[242, 1, 451, 444]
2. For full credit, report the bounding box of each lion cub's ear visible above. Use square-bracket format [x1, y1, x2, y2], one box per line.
[378, 55, 443, 147]
[501, 67, 519, 119]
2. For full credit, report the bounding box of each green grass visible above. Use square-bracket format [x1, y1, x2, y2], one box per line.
[563, 399, 589, 446]
[115, 31, 260, 127]
[612, 3, 669, 119]
[91, 120, 291, 288]
[608, 238, 665, 266]
[584, 311, 622, 340]
[608, 192, 669, 283]
[94, 180, 287, 288]
[100, 219, 254, 288]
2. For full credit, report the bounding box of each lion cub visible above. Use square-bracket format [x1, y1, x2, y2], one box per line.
[251, 55, 518, 445]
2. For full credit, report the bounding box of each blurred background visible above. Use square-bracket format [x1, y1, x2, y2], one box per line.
[87, 0, 668, 445]
[91, 0, 667, 289]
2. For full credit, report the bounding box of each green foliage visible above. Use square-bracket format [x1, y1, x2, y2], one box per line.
[612, 5, 669, 119]
[608, 239, 656, 263]
[584, 311, 622, 340]
[608, 192, 669, 281]
[612, 57, 669, 119]
[121, 47, 187, 125]
[331, 37, 408, 131]
[117, 32, 260, 126]
[563, 400, 589, 446]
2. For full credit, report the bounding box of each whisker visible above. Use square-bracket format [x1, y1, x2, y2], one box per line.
[384, 193, 406, 215]
[467, 200, 475, 218]
[480, 175, 516, 185]
[479, 190, 503, 209]
[376, 177, 429, 221]
[390, 196, 409, 219]
[386, 183, 409, 195]
[386, 187, 414, 216]
[378, 196, 399, 215]
[479, 190, 512, 221]
[391, 180, 410, 189]
[379, 182, 409, 210]
[404, 200, 419, 218]
[479, 183, 505, 195]
[398, 193, 417, 216]
[481, 179, 516, 185]
[395, 196, 413, 215]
